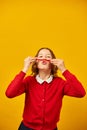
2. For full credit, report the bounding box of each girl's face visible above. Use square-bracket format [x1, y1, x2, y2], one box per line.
[36, 49, 52, 71]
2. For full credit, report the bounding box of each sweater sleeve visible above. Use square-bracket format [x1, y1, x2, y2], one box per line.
[62, 70, 86, 97]
[5, 71, 27, 98]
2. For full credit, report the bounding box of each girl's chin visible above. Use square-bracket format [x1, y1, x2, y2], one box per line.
[39, 68, 48, 70]
[38, 67, 49, 70]
[38, 68, 50, 71]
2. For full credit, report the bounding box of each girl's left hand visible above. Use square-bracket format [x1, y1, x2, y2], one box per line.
[51, 59, 67, 73]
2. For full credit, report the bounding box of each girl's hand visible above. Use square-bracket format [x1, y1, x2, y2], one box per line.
[22, 56, 36, 73]
[51, 58, 67, 73]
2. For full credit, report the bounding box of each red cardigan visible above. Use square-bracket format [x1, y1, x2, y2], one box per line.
[5, 70, 86, 130]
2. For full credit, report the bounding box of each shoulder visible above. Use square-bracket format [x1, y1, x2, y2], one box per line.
[53, 76, 64, 82]
[24, 75, 35, 80]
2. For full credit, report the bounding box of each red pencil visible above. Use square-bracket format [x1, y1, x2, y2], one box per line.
[36, 58, 51, 62]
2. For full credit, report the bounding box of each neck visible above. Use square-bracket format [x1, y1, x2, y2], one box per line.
[38, 70, 51, 80]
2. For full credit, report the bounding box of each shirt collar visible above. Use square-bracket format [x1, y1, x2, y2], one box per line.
[36, 74, 53, 84]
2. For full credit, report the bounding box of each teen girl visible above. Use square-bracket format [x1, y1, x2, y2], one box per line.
[5, 47, 86, 130]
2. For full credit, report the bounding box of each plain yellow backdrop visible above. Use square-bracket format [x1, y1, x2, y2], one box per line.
[0, 0, 87, 130]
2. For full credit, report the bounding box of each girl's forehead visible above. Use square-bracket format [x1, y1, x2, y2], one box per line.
[38, 49, 51, 55]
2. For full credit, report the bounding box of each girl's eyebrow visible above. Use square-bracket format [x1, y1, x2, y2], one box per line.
[38, 53, 51, 55]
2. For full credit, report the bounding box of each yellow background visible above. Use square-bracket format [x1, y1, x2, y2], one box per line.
[0, 0, 87, 130]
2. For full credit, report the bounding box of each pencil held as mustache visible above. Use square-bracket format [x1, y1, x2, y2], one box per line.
[36, 58, 51, 62]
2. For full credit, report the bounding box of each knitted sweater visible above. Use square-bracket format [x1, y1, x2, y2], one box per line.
[5, 70, 86, 130]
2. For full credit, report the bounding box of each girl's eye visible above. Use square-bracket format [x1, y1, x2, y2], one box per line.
[38, 55, 43, 58]
[46, 56, 51, 58]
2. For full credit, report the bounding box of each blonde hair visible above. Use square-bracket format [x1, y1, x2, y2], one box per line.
[31, 47, 58, 76]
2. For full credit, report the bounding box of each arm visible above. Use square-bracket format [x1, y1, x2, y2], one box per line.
[5, 71, 26, 98]
[62, 70, 86, 97]
[51, 58, 86, 97]
[5, 56, 36, 98]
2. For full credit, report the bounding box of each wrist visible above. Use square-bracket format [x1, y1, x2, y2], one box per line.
[61, 68, 67, 73]
[22, 67, 28, 73]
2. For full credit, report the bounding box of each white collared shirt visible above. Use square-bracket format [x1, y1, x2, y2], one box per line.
[36, 75, 53, 84]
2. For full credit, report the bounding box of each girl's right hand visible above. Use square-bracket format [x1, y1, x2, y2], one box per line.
[22, 56, 36, 73]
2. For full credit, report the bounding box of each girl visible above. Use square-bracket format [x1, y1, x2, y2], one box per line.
[5, 47, 86, 130]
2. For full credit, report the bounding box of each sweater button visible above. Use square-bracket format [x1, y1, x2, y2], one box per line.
[42, 99, 45, 102]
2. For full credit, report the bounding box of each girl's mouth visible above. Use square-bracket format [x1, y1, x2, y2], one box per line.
[42, 60, 48, 65]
